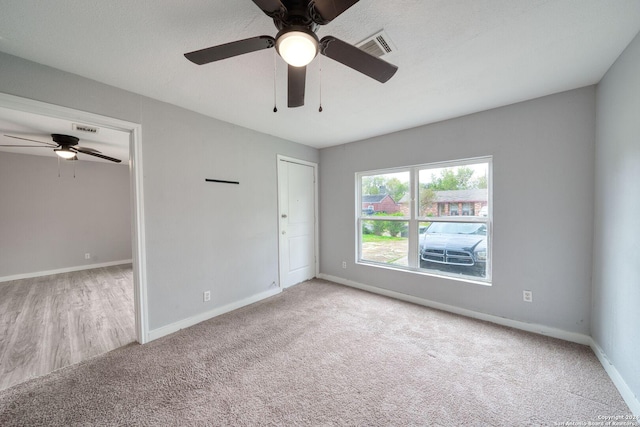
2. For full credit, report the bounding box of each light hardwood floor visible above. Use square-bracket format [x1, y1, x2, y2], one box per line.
[0, 264, 135, 390]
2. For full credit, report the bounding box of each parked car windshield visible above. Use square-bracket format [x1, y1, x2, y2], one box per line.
[426, 222, 486, 235]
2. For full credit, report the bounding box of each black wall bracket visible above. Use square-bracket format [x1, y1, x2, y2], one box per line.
[205, 178, 240, 185]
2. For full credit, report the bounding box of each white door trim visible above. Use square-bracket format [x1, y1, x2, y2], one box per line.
[277, 155, 319, 288]
[0, 92, 149, 344]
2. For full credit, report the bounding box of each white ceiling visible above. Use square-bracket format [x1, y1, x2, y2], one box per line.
[0, 0, 639, 150]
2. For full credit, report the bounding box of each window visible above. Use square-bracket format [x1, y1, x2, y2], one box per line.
[359, 171, 410, 267]
[357, 157, 492, 283]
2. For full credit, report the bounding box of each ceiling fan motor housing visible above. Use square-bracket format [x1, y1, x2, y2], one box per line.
[272, 0, 319, 32]
[51, 134, 79, 147]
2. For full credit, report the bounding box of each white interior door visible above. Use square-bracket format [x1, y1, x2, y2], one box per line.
[278, 157, 316, 288]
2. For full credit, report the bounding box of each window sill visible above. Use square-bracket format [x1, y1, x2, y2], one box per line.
[356, 260, 492, 287]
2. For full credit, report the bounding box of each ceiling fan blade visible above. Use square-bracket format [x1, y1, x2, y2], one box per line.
[185, 36, 276, 65]
[320, 36, 398, 83]
[310, 0, 359, 24]
[0, 145, 52, 148]
[288, 65, 306, 108]
[4, 134, 57, 147]
[251, 0, 287, 17]
[76, 145, 101, 153]
[73, 148, 122, 163]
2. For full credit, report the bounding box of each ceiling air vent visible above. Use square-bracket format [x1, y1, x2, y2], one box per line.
[72, 123, 99, 134]
[356, 30, 396, 58]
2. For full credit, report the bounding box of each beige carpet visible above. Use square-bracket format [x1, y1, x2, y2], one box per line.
[0, 279, 634, 426]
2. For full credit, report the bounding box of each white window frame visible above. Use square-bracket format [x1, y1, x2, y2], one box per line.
[356, 156, 492, 284]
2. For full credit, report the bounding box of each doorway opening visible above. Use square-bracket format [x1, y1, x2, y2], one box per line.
[0, 93, 147, 389]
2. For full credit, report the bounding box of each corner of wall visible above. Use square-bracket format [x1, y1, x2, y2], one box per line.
[590, 338, 640, 417]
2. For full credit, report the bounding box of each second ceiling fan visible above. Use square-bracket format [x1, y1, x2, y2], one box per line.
[0, 134, 122, 163]
[184, 0, 398, 108]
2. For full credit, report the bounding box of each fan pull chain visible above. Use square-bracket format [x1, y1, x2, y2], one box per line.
[318, 57, 323, 113]
[73, 161, 76, 178]
[273, 50, 278, 113]
[57, 156, 61, 178]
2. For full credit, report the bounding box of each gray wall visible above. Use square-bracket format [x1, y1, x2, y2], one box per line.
[593, 32, 640, 401]
[319, 87, 596, 334]
[0, 52, 318, 331]
[0, 152, 131, 277]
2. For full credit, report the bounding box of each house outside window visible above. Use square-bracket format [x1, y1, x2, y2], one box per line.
[357, 157, 492, 283]
[362, 194, 401, 214]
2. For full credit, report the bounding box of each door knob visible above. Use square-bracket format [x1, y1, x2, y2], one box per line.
[282, 230, 286, 235]
[281, 214, 287, 218]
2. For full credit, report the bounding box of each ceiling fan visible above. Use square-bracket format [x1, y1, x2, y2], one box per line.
[184, 0, 398, 108]
[0, 134, 122, 163]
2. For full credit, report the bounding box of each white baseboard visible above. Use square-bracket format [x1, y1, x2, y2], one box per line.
[148, 287, 282, 342]
[317, 273, 591, 345]
[318, 273, 640, 416]
[0, 259, 133, 283]
[590, 339, 640, 417]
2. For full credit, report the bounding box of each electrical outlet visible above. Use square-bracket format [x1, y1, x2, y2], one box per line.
[203, 291, 211, 302]
[342, 261, 347, 269]
[85, 253, 91, 260]
[523, 290, 533, 303]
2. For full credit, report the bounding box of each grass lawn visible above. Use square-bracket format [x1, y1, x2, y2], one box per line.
[362, 234, 406, 243]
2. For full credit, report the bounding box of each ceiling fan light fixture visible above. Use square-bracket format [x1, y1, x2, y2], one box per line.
[54, 147, 76, 159]
[276, 29, 318, 67]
